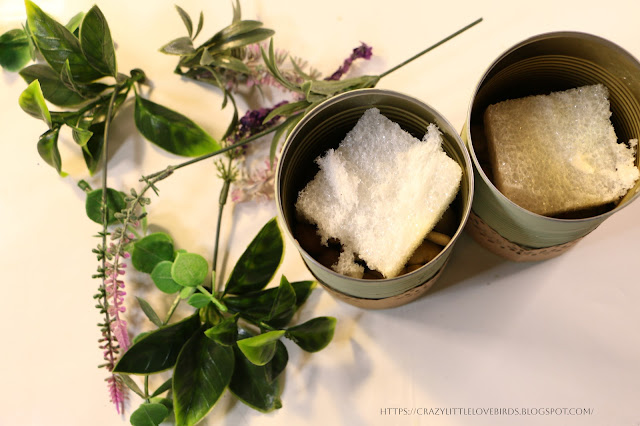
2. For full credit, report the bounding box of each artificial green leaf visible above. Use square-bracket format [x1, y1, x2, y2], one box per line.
[84, 188, 126, 225]
[267, 276, 296, 325]
[237, 328, 288, 383]
[150, 378, 173, 398]
[308, 75, 380, 96]
[199, 302, 222, 326]
[263, 100, 308, 124]
[224, 280, 315, 328]
[171, 252, 208, 288]
[130, 402, 169, 426]
[114, 313, 200, 374]
[25, 0, 105, 82]
[81, 121, 105, 175]
[173, 328, 234, 426]
[131, 233, 175, 274]
[19, 80, 51, 128]
[175, 5, 193, 38]
[260, 39, 299, 92]
[70, 125, 93, 147]
[229, 342, 284, 412]
[179, 286, 195, 299]
[20, 64, 93, 106]
[159, 36, 195, 56]
[150, 260, 182, 294]
[64, 12, 84, 34]
[194, 11, 204, 40]
[236, 330, 285, 366]
[136, 296, 163, 327]
[134, 94, 220, 157]
[149, 397, 174, 420]
[201, 52, 250, 74]
[119, 373, 145, 398]
[36, 127, 64, 175]
[286, 316, 336, 352]
[204, 315, 238, 346]
[225, 217, 284, 295]
[80, 5, 117, 77]
[205, 20, 266, 48]
[208, 27, 275, 54]
[0, 28, 32, 71]
[187, 293, 211, 308]
[132, 331, 151, 345]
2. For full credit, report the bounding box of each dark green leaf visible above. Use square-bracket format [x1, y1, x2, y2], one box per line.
[159, 36, 195, 56]
[187, 293, 211, 308]
[114, 313, 200, 374]
[84, 188, 126, 225]
[174, 5, 193, 38]
[205, 20, 264, 47]
[134, 94, 220, 157]
[118, 374, 145, 398]
[132, 331, 151, 345]
[131, 233, 175, 274]
[224, 280, 315, 328]
[25, 0, 105, 82]
[204, 315, 238, 346]
[237, 330, 285, 366]
[225, 217, 283, 295]
[267, 276, 296, 325]
[81, 121, 105, 175]
[150, 377, 173, 398]
[80, 5, 117, 77]
[130, 402, 169, 426]
[19, 80, 51, 128]
[150, 260, 182, 294]
[229, 342, 284, 412]
[173, 329, 234, 426]
[171, 252, 208, 288]
[60, 59, 84, 96]
[286, 317, 336, 352]
[136, 296, 163, 327]
[20, 64, 92, 106]
[0, 28, 32, 71]
[36, 127, 64, 176]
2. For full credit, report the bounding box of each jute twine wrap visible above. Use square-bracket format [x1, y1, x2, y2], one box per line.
[318, 262, 447, 309]
[465, 210, 583, 261]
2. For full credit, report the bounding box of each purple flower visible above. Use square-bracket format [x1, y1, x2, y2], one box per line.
[106, 374, 126, 415]
[325, 42, 373, 81]
[228, 101, 288, 144]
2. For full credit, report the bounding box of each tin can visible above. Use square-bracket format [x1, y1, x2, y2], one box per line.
[276, 89, 473, 308]
[462, 32, 640, 261]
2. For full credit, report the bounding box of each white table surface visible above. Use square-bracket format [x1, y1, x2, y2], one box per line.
[1, 0, 639, 425]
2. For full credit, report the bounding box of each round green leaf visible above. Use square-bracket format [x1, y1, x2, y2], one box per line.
[188, 293, 211, 308]
[150, 261, 182, 294]
[171, 252, 208, 287]
[85, 188, 126, 225]
[131, 233, 174, 274]
[130, 402, 169, 426]
[0, 29, 32, 72]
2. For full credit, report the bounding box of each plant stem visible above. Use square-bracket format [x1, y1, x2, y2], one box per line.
[163, 294, 181, 325]
[379, 17, 483, 79]
[141, 119, 287, 182]
[212, 155, 233, 294]
[197, 285, 228, 312]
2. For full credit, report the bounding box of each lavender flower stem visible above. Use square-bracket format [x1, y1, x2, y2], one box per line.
[378, 17, 483, 79]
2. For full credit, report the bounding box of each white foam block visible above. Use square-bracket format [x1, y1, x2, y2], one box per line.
[484, 84, 640, 216]
[295, 108, 462, 278]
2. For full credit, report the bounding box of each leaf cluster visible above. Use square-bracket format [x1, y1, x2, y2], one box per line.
[116, 218, 336, 426]
[13, 1, 222, 177]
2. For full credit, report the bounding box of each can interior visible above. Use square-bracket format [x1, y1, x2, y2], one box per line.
[469, 33, 640, 218]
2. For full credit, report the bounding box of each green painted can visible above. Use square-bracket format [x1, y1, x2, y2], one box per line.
[276, 89, 473, 308]
[463, 32, 640, 259]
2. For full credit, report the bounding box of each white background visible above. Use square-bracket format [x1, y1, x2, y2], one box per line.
[1, 0, 639, 425]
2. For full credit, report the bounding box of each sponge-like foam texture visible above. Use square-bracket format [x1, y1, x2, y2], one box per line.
[484, 84, 639, 216]
[295, 108, 462, 278]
